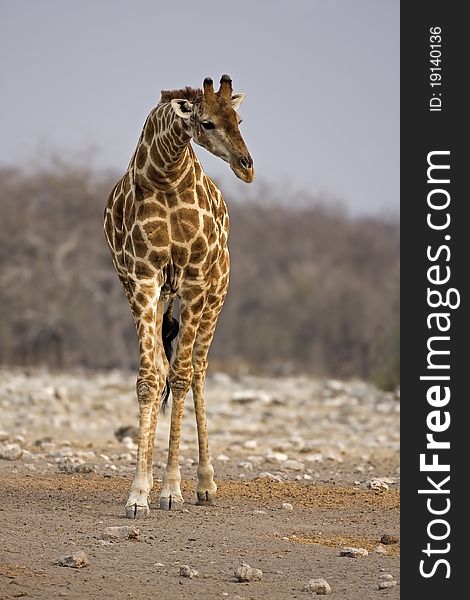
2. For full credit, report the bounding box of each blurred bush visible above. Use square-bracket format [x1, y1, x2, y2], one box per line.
[0, 164, 399, 388]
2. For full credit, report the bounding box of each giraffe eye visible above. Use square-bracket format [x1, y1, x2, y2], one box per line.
[201, 121, 215, 130]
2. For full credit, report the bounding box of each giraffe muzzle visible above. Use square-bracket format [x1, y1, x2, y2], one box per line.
[233, 154, 254, 183]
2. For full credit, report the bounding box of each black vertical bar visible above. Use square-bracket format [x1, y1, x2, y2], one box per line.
[401, 2, 466, 595]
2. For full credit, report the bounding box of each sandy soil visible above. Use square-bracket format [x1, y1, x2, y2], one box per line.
[0, 369, 399, 599]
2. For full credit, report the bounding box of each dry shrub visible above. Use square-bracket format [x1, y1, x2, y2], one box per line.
[0, 165, 399, 388]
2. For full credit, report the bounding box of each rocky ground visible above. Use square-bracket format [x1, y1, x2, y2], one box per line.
[0, 368, 400, 599]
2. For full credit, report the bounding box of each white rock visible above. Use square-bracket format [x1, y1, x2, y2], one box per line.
[238, 461, 253, 470]
[282, 459, 305, 471]
[323, 450, 344, 462]
[216, 454, 230, 462]
[57, 550, 89, 568]
[0, 431, 9, 442]
[339, 547, 369, 558]
[232, 390, 272, 404]
[21, 450, 34, 462]
[366, 478, 389, 491]
[291, 436, 306, 449]
[179, 565, 198, 578]
[122, 436, 137, 450]
[235, 561, 263, 582]
[304, 454, 323, 463]
[243, 440, 257, 449]
[302, 578, 332, 594]
[374, 544, 388, 555]
[282, 502, 293, 511]
[40, 442, 56, 452]
[76, 451, 96, 461]
[0, 443, 23, 461]
[257, 472, 283, 482]
[57, 457, 95, 474]
[118, 453, 133, 461]
[266, 452, 288, 463]
[102, 526, 141, 541]
[49, 447, 74, 458]
[379, 580, 397, 589]
[246, 455, 264, 465]
[378, 476, 395, 484]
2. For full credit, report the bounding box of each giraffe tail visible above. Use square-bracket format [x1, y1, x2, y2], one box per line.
[161, 297, 179, 413]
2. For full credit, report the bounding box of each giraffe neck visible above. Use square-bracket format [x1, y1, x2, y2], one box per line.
[132, 104, 193, 190]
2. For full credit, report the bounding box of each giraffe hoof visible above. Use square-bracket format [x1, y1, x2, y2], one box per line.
[159, 495, 184, 510]
[125, 503, 150, 519]
[196, 490, 216, 506]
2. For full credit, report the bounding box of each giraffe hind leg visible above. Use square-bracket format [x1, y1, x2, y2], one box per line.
[192, 323, 219, 505]
[193, 370, 217, 505]
[159, 293, 205, 510]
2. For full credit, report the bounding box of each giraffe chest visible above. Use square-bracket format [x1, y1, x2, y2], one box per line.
[125, 185, 227, 276]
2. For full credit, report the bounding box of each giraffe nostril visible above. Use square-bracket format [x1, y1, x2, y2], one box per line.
[238, 156, 252, 170]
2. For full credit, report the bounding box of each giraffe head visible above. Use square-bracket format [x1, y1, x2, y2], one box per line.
[170, 75, 254, 183]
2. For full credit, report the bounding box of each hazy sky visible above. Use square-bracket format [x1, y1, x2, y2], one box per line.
[0, 0, 399, 215]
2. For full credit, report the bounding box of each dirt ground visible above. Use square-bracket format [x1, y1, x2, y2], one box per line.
[0, 369, 400, 599]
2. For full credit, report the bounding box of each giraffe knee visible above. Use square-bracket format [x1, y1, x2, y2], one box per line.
[170, 378, 191, 396]
[136, 376, 159, 405]
[169, 366, 193, 397]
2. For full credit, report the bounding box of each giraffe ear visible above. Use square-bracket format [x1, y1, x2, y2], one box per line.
[231, 93, 246, 111]
[170, 99, 193, 119]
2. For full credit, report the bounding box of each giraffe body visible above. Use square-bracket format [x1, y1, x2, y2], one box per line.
[104, 75, 253, 517]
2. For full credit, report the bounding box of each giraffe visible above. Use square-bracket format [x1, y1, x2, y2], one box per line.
[104, 75, 254, 518]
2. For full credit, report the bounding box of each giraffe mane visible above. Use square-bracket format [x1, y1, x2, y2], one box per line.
[159, 87, 203, 104]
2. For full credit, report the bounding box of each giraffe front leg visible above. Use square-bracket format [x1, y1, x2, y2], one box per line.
[125, 283, 163, 519]
[126, 379, 159, 518]
[145, 300, 169, 501]
[145, 401, 158, 497]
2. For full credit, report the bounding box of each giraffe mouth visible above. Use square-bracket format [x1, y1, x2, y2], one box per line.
[230, 158, 255, 183]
